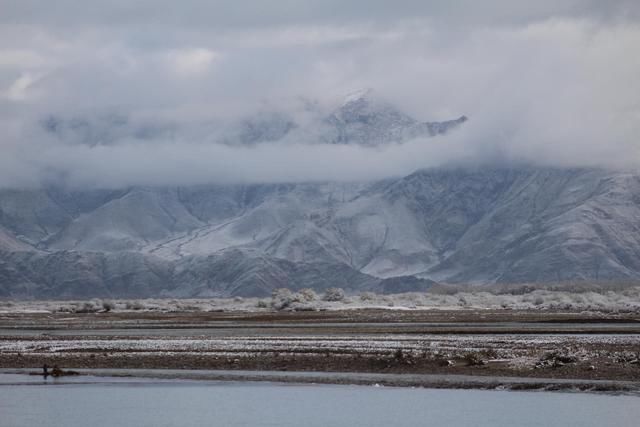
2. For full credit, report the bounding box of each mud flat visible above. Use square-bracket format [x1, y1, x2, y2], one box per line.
[1, 309, 639, 391]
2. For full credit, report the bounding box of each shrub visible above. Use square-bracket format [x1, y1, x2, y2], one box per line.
[394, 348, 404, 360]
[323, 287, 345, 302]
[101, 300, 115, 312]
[125, 300, 145, 310]
[75, 301, 99, 314]
[298, 288, 318, 302]
[359, 292, 376, 301]
[271, 288, 294, 310]
[463, 351, 487, 366]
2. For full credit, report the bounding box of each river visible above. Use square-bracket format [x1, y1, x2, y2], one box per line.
[0, 374, 638, 426]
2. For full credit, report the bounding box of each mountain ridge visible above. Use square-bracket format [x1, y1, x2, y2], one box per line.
[40, 89, 467, 148]
[2, 166, 640, 298]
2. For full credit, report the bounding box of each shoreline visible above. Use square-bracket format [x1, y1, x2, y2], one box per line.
[2, 309, 639, 392]
[2, 368, 639, 394]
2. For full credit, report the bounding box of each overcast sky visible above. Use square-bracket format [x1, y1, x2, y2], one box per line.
[1, 1, 639, 187]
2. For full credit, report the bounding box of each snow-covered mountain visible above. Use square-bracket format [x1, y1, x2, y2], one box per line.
[2, 167, 640, 298]
[321, 89, 467, 146]
[40, 89, 466, 147]
[3, 93, 639, 298]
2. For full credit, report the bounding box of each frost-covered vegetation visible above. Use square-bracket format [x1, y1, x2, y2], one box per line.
[1, 284, 639, 314]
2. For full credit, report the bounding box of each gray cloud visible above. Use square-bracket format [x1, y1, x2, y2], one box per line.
[1, 1, 638, 29]
[0, 1, 639, 188]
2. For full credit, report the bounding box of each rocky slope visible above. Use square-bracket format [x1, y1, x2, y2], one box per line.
[2, 167, 640, 298]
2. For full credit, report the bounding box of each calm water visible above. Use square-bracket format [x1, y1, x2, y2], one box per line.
[0, 375, 639, 427]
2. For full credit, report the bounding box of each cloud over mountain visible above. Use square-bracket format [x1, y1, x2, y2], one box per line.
[0, 1, 639, 188]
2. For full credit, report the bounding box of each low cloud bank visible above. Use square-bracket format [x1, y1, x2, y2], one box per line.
[1, 6, 639, 188]
[2, 116, 635, 189]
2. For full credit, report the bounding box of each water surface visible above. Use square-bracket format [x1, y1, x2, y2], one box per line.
[0, 374, 638, 427]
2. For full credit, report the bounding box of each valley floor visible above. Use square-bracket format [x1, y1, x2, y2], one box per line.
[1, 308, 640, 392]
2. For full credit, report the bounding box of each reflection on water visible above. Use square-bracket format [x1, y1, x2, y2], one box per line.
[0, 375, 638, 427]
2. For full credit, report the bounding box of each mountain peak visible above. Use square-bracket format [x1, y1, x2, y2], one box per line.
[341, 88, 375, 106]
[323, 89, 468, 146]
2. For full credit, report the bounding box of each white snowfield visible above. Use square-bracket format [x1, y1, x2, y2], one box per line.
[3, 334, 638, 356]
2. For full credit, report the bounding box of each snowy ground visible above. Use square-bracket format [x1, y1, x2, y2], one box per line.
[2, 333, 639, 370]
[2, 287, 638, 384]
[1, 310, 638, 388]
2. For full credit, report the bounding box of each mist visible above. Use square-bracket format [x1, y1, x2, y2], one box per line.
[1, 1, 639, 188]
